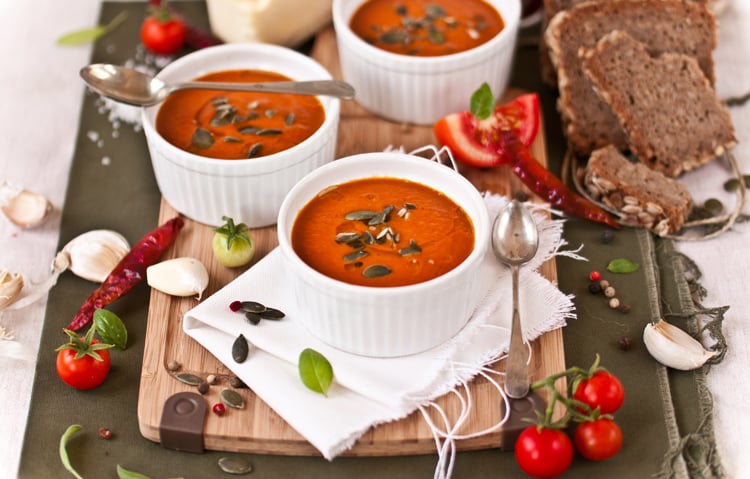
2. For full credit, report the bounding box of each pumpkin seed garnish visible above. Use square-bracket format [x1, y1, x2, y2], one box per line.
[232, 334, 249, 363]
[256, 128, 283, 136]
[285, 112, 296, 126]
[245, 312, 262, 325]
[363, 264, 392, 278]
[398, 240, 422, 256]
[724, 178, 742, 192]
[191, 127, 214, 149]
[704, 198, 724, 216]
[336, 232, 361, 243]
[221, 389, 245, 409]
[238, 126, 261, 135]
[241, 301, 266, 313]
[218, 456, 254, 475]
[345, 210, 378, 221]
[247, 143, 263, 158]
[344, 250, 369, 262]
[264, 109, 276, 118]
[175, 373, 203, 386]
[224, 136, 242, 143]
[212, 97, 229, 106]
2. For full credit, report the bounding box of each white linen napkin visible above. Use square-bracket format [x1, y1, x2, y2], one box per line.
[183, 194, 576, 459]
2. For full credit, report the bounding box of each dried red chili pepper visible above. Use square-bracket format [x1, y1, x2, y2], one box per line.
[66, 216, 185, 331]
[498, 129, 621, 229]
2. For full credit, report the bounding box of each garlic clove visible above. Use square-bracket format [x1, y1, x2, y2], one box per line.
[61, 230, 130, 283]
[0, 269, 24, 310]
[643, 318, 718, 371]
[0, 183, 52, 228]
[147, 257, 209, 300]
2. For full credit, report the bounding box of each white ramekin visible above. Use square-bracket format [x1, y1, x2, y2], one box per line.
[332, 0, 521, 125]
[277, 152, 491, 357]
[141, 43, 340, 228]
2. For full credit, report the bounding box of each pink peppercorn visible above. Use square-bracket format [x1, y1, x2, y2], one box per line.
[229, 301, 242, 312]
[589, 271, 601, 282]
[212, 403, 226, 416]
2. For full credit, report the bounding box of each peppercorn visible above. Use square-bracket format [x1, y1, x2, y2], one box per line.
[167, 360, 181, 372]
[600, 279, 610, 289]
[608, 297, 620, 309]
[604, 286, 616, 298]
[212, 403, 226, 416]
[618, 304, 631, 314]
[600, 230, 615, 244]
[589, 270, 601, 282]
[229, 300, 242, 312]
[588, 281, 602, 294]
[98, 427, 113, 440]
[198, 381, 210, 395]
[618, 336, 632, 351]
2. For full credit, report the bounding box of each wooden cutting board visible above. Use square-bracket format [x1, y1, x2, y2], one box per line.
[137, 27, 565, 456]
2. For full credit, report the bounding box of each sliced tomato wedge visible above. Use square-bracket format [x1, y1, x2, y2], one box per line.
[434, 93, 541, 168]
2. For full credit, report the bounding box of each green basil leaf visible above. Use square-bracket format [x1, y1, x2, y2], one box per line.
[607, 258, 640, 274]
[56, 11, 128, 46]
[59, 424, 84, 479]
[469, 82, 495, 120]
[94, 309, 128, 350]
[298, 348, 334, 396]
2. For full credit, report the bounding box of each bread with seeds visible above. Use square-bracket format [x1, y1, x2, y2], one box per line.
[583, 145, 693, 236]
[545, 0, 717, 156]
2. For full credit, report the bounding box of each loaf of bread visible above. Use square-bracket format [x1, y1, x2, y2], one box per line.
[584, 145, 693, 236]
[582, 30, 735, 177]
[545, 0, 717, 156]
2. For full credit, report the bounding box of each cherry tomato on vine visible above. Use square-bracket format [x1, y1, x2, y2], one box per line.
[433, 83, 540, 168]
[573, 370, 625, 414]
[140, 5, 186, 55]
[55, 327, 112, 390]
[574, 418, 623, 461]
[515, 426, 574, 478]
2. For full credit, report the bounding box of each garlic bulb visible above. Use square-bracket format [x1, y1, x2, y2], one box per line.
[61, 230, 130, 283]
[0, 269, 24, 310]
[0, 182, 52, 228]
[147, 257, 209, 300]
[643, 319, 718, 371]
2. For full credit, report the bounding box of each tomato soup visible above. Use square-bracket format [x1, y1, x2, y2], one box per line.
[291, 177, 475, 287]
[349, 0, 504, 57]
[155, 70, 325, 159]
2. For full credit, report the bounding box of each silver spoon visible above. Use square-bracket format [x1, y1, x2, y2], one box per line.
[79, 63, 356, 106]
[492, 199, 539, 399]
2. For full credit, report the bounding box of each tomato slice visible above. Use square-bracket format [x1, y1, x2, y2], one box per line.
[434, 93, 540, 168]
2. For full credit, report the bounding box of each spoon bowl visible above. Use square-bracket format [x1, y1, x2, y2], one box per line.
[80, 63, 356, 107]
[492, 199, 539, 398]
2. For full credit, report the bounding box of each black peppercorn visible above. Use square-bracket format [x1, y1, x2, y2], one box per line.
[588, 281, 602, 294]
[618, 336, 632, 351]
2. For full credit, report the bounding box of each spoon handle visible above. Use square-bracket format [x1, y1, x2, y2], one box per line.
[505, 265, 529, 398]
[171, 80, 355, 99]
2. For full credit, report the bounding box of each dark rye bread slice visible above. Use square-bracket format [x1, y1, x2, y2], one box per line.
[582, 30, 736, 177]
[583, 145, 693, 236]
[545, 0, 717, 156]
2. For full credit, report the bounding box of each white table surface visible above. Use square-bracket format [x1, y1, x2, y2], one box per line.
[1, 1, 748, 478]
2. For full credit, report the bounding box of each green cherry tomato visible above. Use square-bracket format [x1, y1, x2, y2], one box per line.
[212, 216, 255, 268]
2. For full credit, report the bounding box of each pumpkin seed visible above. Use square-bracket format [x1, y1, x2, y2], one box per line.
[285, 112, 296, 126]
[380, 30, 408, 45]
[363, 264, 392, 278]
[248, 100, 259, 110]
[335, 232, 360, 243]
[230, 376, 248, 389]
[256, 128, 282, 136]
[212, 97, 229, 106]
[259, 307, 285, 320]
[264, 109, 276, 118]
[218, 456, 254, 475]
[345, 210, 378, 221]
[247, 143, 263, 158]
[398, 240, 422, 256]
[724, 178, 742, 192]
[425, 4, 446, 18]
[344, 250, 369, 262]
[428, 26, 446, 45]
[232, 334, 249, 363]
[223, 136, 242, 143]
[704, 198, 724, 216]
[241, 301, 266, 313]
[245, 312, 262, 325]
[238, 126, 261, 135]
[191, 127, 214, 149]
[175, 373, 203, 386]
[221, 389, 245, 409]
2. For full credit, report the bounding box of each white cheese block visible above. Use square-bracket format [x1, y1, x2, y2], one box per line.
[207, 0, 333, 47]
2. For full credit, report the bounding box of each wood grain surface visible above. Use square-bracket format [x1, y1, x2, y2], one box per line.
[137, 27, 565, 456]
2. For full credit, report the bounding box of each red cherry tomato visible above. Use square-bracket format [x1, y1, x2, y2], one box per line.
[433, 93, 541, 168]
[56, 337, 111, 390]
[140, 16, 186, 55]
[574, 418, 623, 461]
[515, 425, 574, 478]
[573, 370, 625, 415]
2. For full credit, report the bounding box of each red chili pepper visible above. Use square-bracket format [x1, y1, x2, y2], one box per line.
[66, 216, 185, 331]
[498, 130, 621, 229]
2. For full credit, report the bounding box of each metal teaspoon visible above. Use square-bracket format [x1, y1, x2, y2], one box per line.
[492, 199, 540, 399]
[79, 63, 356, 107]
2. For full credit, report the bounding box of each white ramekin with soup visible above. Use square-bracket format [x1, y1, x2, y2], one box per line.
[141, 43, 340, 228]
[277, 152, 491, 357]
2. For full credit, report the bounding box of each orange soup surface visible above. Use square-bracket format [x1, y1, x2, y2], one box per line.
[155, 70, 325, 160]
[292, 177, 475, 287]
[349, 0, 504, 57]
